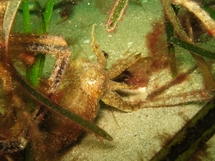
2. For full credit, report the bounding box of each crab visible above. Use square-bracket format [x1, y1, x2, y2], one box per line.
[39, 24, 141, 155]
[0, 24, 142, 160]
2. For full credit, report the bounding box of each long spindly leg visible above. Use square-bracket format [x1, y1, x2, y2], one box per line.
[107, 52, 141, 79]
[0, 137, 28, 154]
[9, 34, 71, 95]
[101, 90, 138, 112]
[107, 79, 132, 91]
[90, 24, 107, 69]
[0, 35, 71, 154]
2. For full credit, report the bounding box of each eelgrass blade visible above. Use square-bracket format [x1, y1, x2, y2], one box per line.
[26, 54, 46, 86]
[3, 0, 22, 57]
[21, 0, 44, 86]
[165, 19, 177, 78]
[161, 1, 215, 91]
[161, 0, 188, 41]
[192, 54, 215, 91]
[25, 0, 55, 86]
[170, 36, 215, 90]
[43, 0, 55, 32]
[12, 63, 113, 141]
[106, 0, 128, 32]
[22, 0, 31, 33]
[33, 0, 46, 33]
[170, 37, 215, 59]
[150, 95, 215, 161]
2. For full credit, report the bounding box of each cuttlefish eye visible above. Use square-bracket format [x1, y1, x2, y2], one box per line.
[80, 67, 105, 98]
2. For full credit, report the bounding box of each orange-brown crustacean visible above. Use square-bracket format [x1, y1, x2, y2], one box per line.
[0, 24, 141, 160]
[43, 24, 141, 155]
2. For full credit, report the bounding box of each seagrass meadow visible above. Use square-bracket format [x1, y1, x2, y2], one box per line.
[1, 0, 215, 160]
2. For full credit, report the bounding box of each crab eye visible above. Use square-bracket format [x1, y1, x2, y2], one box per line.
[80, 68, 105, 98]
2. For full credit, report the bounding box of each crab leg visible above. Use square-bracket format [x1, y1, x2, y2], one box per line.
[90, 24, 107, 69]
[107, 80, 131, 90]
[108, 53, 141, 79]
[9, 34, 71, 94]
[0, 34, 71, 154]
[101, 90, 138, 112]
[0, 137, 28, 154]
[172, 0, 215, 39]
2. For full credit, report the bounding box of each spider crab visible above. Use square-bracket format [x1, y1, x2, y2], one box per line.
[0, 24, 140, 159]
[43, 24, 141, 154]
